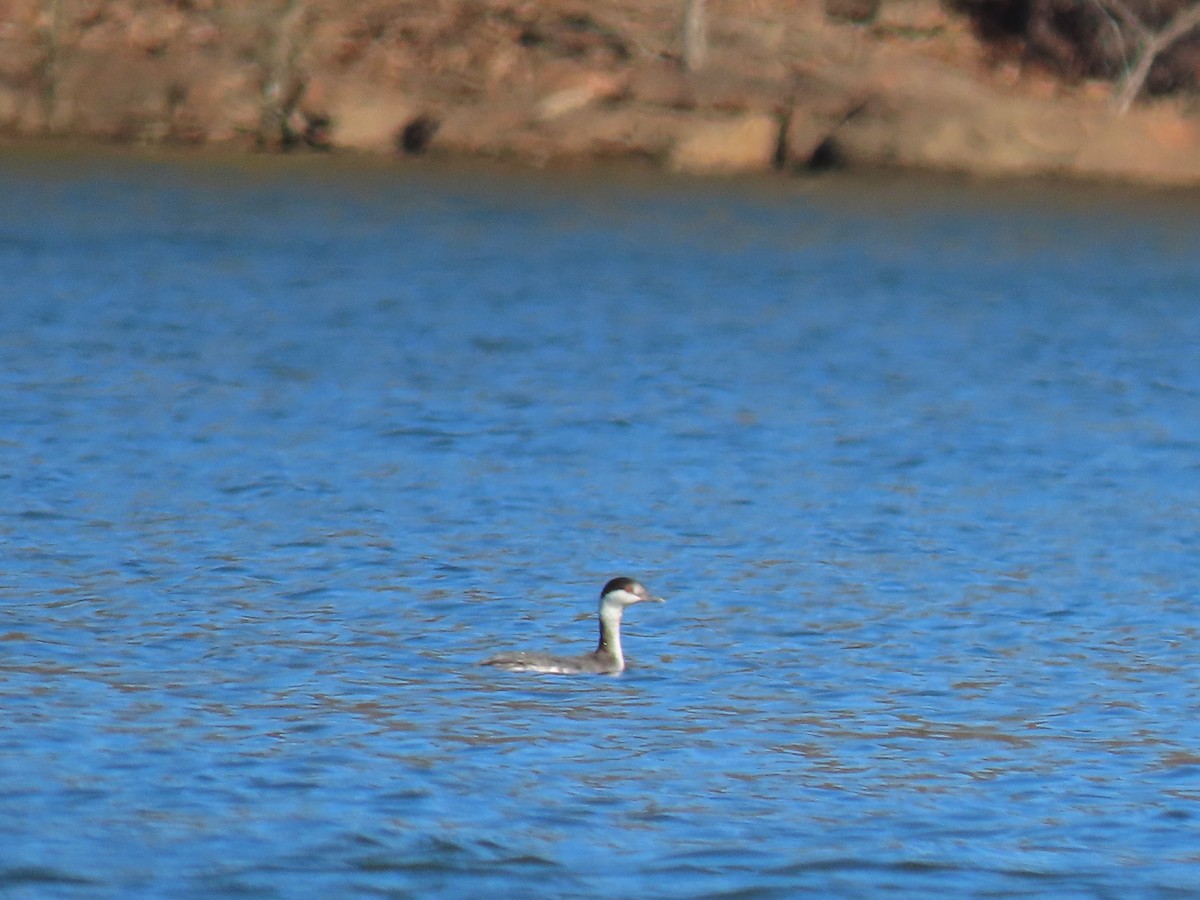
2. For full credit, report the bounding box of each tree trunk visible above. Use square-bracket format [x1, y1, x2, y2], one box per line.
[259, 0, 309, 147]
[682, 0, 708, 72]
[38, 0, 65, 133]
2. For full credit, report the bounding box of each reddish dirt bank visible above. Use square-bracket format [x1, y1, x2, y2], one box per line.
[3, 0, 1200, 184]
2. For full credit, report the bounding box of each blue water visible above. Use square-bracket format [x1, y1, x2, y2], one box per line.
[3, 152, 1200, 897]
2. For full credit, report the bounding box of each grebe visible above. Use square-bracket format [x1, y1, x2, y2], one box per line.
[481, 576, 664, 675]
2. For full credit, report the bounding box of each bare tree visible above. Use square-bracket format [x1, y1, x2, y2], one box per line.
[682, 0, 708, 72]
[1098, 0, 1200, 112]
[37, 0, 66, 133]
[257, 0, 312, 147]
[216, 0, 313, 147]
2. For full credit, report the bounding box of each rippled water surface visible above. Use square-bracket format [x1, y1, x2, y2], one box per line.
[3, 152, 1200, 897]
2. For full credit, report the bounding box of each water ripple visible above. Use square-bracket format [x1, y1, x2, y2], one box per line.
[2, 157, 1200, 896]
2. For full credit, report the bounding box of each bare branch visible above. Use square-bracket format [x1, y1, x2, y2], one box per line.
[1092, 0, 1148, 40]
[1106, 0, 1200, 113]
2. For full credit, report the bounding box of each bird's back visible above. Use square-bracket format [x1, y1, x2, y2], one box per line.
[481, 648, 621, 675]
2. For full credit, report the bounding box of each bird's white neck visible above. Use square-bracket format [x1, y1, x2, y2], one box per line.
[596, 598, 625, 670]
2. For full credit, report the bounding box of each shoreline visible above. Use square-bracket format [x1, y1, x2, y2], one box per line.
[9, 134, 1200, 215]
[3, 1, 1200, 187]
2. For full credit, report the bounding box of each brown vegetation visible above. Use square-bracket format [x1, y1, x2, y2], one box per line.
[2, 0, 1200, 183]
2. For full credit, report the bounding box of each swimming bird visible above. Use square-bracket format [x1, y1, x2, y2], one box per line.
[481, 576, 664, 675]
